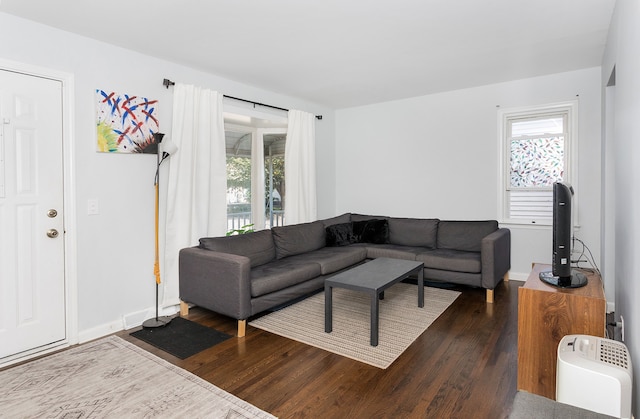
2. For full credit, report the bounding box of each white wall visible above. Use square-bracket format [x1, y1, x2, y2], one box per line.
[335, 68, 603, 283]
[0, 12, 335, 341]
[602, 0, 640, 416]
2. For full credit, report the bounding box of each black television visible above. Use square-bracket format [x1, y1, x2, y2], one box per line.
[539, 182, 588, 288]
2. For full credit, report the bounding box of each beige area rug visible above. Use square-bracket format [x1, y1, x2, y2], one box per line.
[0, 335, 276, 419]
[250, 283, 460, 369]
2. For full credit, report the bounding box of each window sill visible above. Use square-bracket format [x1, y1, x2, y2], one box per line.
[499, 220, 552, 229]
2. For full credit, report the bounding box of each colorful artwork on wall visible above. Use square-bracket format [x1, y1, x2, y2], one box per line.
[96, 89, 159, 153]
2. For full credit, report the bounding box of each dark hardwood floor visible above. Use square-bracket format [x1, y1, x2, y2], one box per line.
[118, 279, 521, 419]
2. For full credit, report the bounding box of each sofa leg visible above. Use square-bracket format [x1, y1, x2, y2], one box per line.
[503, 272, 510, 282]
[180, 301, 189, 316]
[237, 320, 246, 338]
[486, 289, 495, 304]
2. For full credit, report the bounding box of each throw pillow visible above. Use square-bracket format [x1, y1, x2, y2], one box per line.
[325, 222, 357, 246]
[321, 212, 352, 228]
[352, 219, 389, 244]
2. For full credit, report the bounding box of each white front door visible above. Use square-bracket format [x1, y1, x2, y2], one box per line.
[0, 69, 66, 359]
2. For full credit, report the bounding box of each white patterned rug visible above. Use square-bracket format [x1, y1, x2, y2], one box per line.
[0, 335, 276, 418]
[250, 283, 460, 369]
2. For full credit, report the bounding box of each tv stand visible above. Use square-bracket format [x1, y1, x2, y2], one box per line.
[538, 269, 588, 288]
[517, 263, 605, 399]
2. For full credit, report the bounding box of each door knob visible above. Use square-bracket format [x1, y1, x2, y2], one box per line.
[47, 209, 58, 218]
[47, 229, 59, 238]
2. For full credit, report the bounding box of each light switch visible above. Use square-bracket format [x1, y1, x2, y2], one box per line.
[87, 199, 99, 215]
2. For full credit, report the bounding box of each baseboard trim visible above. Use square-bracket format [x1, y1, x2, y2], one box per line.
[78, 304, 181, 344]
[78, 319, 124, 344]
[507, 271, 529, 281]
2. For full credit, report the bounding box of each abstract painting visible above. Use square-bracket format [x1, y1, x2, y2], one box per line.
[96, 89, 159, 153]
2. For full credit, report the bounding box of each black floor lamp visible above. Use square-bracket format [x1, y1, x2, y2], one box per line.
[143, 132, 175, 328]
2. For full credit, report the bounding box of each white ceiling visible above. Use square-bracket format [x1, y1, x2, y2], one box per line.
[0, 0, 615, 109]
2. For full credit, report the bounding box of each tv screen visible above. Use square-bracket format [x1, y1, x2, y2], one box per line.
[539, 182, 587, 288]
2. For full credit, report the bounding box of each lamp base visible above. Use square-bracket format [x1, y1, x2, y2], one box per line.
[142, 316, 172, 328]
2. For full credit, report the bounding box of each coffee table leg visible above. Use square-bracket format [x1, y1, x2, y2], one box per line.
[371, 292, 379, 346]
[418, 268, 424, 308]
[325, 284, 333, 333]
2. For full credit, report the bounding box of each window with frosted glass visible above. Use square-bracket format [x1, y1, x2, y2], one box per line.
[509, 117, 565, 188]
[501, 106, 574, 224]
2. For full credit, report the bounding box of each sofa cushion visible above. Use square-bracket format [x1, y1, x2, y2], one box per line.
[326, 222, 357, 246]
[358, 243, 422, 261]
[271, 221, 326, 259]
[199, 230, 275, 267]
[353, 219, 389, 244]
[416, 248, 481, 273]
[250, 259, 322, 297]
[286, 246, 367, 275]
[321, 213, 351, 228]
[388, 218, 439, 248]
[437, 220, 498, 252]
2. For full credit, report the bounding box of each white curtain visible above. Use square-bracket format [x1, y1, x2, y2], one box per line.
[250, 130, 265, 230]
[284, 109, 317, 224]
[162, 83, 227, 306]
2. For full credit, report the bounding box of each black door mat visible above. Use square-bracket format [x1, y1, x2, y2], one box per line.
[130, 317, 232, 359]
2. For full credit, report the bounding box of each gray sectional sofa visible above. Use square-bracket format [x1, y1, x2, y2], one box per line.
[179, 213, 510, 336]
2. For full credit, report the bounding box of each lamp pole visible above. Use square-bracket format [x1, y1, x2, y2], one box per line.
[142, 132, 172, 328]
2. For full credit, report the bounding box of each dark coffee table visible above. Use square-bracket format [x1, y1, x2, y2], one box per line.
[324, 257, 424, 346]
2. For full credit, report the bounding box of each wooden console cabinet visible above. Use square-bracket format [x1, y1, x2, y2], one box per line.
[517, 263, 606, 399]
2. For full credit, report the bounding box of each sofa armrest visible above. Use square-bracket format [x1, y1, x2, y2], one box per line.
[480, 228, 511, 290]
[179, 247, 253, 320]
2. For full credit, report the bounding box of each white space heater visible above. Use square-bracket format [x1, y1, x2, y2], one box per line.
[557, 334, 632, 419]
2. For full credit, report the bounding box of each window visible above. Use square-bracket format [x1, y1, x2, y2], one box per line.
[224, 110, 288, 232]
[225, 126, 253, 231]
[263, 133, 285, 228]
[499, 102, 577, 224]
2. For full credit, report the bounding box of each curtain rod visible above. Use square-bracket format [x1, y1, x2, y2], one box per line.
[163, 78, 322, 120]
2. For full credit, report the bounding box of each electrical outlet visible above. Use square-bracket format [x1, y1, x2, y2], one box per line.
[621, 315, 625, 342]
